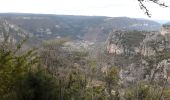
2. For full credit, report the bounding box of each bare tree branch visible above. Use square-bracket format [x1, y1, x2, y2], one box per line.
[138, 0, 168, 17]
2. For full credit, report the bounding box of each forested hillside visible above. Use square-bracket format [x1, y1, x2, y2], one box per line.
[0, 13, 160, 42]
[1, 13, 170, 100]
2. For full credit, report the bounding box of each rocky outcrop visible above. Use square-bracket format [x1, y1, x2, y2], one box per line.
[160, 24, 170, 35]
[106, 30, 167, 57]
[106, 25, 170, 85]
[0, 18, 32, 43]
[153, 59, 170, 83]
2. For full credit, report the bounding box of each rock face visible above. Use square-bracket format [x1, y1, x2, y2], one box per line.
[107, 44, 123, 54]
[0, 19, 30, 43]
[106, 25, 170, 85]
[140, 32, 164, 56]
[106, 30, 155, 56]
[154, 60, 170, 82]
[160, 25, 170, 35]
[106, 29, 167, 56]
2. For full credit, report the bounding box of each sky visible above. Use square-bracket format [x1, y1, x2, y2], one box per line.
[0, 0, 170, 20]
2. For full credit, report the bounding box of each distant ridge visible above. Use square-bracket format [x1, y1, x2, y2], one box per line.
[0, 13, 161, 42]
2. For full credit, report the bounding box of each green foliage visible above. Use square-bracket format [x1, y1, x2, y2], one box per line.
[104, 67, 120, 100]
[0, 39, 59, 100]
[105, 67, 120, 86]
[163, 88, 170, 100]
[121, 31, 145, 48]
[2, 30, 170, 100]
[124, 82, 162, 100]
[15, 71, 59, 100]
[86, 85, 108, 100]
[63, 71, 87, 100]
[0, 41, 38, 99]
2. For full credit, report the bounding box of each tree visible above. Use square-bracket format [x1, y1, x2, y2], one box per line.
[104, 67, 120, 100]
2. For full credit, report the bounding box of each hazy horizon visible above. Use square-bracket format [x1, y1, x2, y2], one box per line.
[0, 0, 170, 20]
